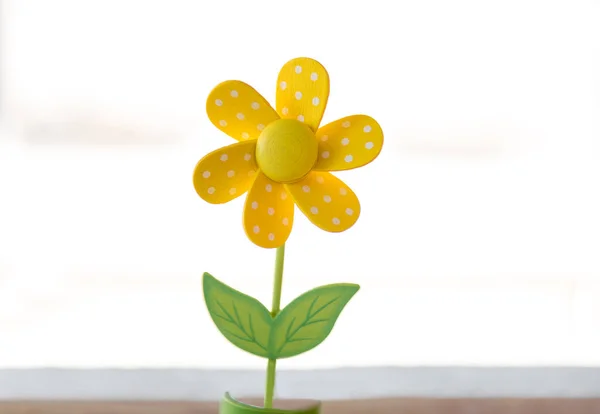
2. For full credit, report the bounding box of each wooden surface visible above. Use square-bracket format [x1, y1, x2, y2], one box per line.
[1, 399, 599, 414]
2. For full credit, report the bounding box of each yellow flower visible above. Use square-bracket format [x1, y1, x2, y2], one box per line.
[193, 57, 383, 249]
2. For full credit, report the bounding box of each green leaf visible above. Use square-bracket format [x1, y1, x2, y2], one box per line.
[203, 272, 273, 358]
[268, 283, 359, 359]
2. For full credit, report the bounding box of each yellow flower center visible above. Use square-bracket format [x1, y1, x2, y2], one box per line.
[255, 119, 318, 183]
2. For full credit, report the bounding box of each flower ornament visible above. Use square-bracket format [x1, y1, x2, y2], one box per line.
[193, 57, 383, 248]
[196, 57, 383, 412]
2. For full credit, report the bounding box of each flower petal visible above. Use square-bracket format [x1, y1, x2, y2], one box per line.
[276, 57, 330, 131]
[206, 80, 280, 141]
[313, 115, 383, 171]
[285, 171, 360, 233]
[243, 172, 295, 248]
[193, 140, 259, 204]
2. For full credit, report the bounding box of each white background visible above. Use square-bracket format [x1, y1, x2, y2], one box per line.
[0, 0, 599, 369]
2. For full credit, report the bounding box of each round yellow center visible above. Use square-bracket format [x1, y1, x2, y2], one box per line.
[255, 119, 318, 183]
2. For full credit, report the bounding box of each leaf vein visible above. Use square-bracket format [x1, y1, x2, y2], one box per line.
[285, 316, 296, 338]
[278, 295, 340, 354]
[221, 328, 267, 351]
[248, 314, 256, 340]
[309, 296, 339, 320]
[215, 300, 254, 342]
[306, 296, 319, 317]
[288, 337, 315, 343]
[216, 301, 236, 323]
[304, 318, 328, 326]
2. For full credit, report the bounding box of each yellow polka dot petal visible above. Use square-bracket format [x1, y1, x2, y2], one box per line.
[276, 57, 330, 132]
[194, 57, 383, 248]
[313, 115, 384, 172]
[244, 173, 295, 248]
[206, 80, 280, 141]
[285, 171, 360, 233]
[193, 140, 259, 204]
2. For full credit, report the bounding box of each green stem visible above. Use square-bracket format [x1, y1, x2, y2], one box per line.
[270, 244, 285, 316]
[264, 359, 277, 408]
[264, 244, 285, 408]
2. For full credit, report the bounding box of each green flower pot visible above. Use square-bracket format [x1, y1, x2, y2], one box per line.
[220, 393, 321, 414]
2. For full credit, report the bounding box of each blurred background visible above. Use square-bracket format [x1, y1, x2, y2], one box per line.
[0, 0, 599, 398]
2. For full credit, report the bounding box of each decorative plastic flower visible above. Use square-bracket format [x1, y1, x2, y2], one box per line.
[193, 57, 383, 248]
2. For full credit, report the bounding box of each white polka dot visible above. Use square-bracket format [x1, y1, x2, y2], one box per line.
[241, 132, 249, 139]
[244, 153, 251, 161]
[310, 206, 319, 215]
[344, 154, 353, 163]
[297, 115, 305, 122]
[257, 124, 265, 131]
[267, 207, 275, 216]
[312, 97, 320, 106]
[323, 195, 332, 203]
[229, 188, 236, 195]
[310, 72, 318, 81]
[342, 121, 351, 128]
[302, 185, 310, 193]
[320, 135, 328, 141]
[268, 233, 275, 241]
[207, 187, 215, 194]
[202, 171, 211, 178]
[265, 184, 272, 192]
[219, 120, 227, 127]
[280, 81, 287, 90]
[220, 154, 228, 162]
[365, 142, 374, 150]
[341, 137, 350, 146]
[236, 113, 245, 120]
[340, 188, 348, 196]
[321, 151, 330, 159]
[345, 208, 354, 215]
[251, 102, 260, 110]
[363, 125, 372, 133]
[295, 91, 303, 100]
[248, 170, 256, 177]
[227, 170, 235, 178]
[280, 191, 288, 200]
[332, 217, 340, 225]
[295, 65, 302, 74]
[230, 90, 239, 98]
[282, 107, 289, 115]
[316, 176, 325, 184]
[215, 99, 223, 106]
[253, 225, 260, 234]
[251, 201, 258, 210]
[282, 217, 289, 226]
